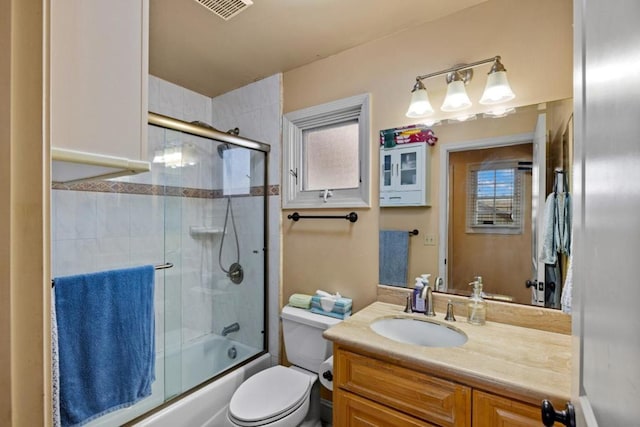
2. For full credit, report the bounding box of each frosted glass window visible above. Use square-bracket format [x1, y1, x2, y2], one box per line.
[303, 121, 359, 191]
[282, 93, 371, 208]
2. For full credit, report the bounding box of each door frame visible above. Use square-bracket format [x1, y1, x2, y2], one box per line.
[437, 132, 536, 293]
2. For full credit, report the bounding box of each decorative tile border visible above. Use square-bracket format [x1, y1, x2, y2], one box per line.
[52, 181, 279, 199]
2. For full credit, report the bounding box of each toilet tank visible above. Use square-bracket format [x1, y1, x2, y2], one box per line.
[281, 306, 341, 373]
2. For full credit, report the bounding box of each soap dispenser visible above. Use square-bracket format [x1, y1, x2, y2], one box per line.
[467, 276, 487, 325]
[412, 277, 425, 313]
[420, 274, 431, 290]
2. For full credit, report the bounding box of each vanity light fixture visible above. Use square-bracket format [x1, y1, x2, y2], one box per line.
[441, 70, 473, 112]
[406, 80, 434, 118]
[406, 56, 515, 118]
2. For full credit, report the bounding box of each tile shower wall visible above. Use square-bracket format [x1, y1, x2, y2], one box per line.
[52, 74, 282, 364]
[210, 74, 282, 365]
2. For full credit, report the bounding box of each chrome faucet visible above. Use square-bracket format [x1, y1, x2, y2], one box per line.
[221, 322, 240, 337]
[420, 283, 436, 317]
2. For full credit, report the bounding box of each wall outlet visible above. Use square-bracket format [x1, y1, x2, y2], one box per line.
[424, 234, 436, 246]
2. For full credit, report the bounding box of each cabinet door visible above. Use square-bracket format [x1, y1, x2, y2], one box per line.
[380, 151, 394, 191]
[473, 390, 563, 427]
[335, 349, 471, 427]
[51, 0, 148, 161]
[335, 389, 436, 427]
[396, 148, 421, 191]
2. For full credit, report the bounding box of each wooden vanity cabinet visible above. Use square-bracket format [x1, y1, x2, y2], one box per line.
[335, 391, 437, 427]
[473, 390, 561, 427]
[334, 348, 471, 427]
[334, 347, 558, 427]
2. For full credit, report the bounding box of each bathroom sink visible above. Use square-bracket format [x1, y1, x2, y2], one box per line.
[369, 317, 468, 348]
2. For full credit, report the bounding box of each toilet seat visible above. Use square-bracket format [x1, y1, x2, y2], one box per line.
[228, 366, 312, 426]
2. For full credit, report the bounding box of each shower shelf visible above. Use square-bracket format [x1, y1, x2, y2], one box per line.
[189, 226, 225, 237]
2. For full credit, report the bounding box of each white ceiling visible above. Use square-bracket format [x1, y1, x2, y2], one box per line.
[149, 0, 487, 98]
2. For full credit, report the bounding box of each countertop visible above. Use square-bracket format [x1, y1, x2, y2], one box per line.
[323, 301, 571, 405]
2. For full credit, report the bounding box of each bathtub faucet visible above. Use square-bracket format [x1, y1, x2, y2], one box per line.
[221, 322, 240, 337]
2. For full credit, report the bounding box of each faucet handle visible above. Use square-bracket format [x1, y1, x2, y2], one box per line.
[404, 295, 413, 313]
[444, 300, 456, 321]
[424, 287, 436, 317]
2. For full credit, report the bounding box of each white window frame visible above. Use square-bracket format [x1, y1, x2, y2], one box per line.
[282, 93, 371, 209]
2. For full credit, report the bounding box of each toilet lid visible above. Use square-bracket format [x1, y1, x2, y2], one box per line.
[229, 366, 311, 425]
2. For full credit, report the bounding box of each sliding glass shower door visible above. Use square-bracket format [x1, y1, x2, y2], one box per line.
[153, 118, 268, 399]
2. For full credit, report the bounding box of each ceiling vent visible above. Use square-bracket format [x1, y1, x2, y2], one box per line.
[193, 0, 253, 21]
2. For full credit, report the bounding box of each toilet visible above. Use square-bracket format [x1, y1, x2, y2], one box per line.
[227, 306, 340, 427]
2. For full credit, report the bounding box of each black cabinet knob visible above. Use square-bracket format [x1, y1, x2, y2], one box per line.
[541, 400, 576, 427]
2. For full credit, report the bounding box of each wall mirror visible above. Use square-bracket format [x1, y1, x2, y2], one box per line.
[380, 98, 573, 310]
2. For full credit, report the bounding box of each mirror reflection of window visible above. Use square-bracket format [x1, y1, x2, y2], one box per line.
[467, 161, 524, 233]
[302, 121, 359, 191]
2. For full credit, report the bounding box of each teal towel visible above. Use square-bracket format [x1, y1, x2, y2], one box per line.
[288, 293, 312, 309]
[54, 265, 155, 426]
[379, 230, 409, 286]
[310, 307, 351, 320]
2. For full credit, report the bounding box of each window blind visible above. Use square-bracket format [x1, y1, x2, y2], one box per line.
[466, 160, 524, 234]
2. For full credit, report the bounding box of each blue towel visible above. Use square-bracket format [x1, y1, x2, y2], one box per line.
[54, 265, 155, 426]
[541, 192, 572, 265]
[379, 230, 409, 286]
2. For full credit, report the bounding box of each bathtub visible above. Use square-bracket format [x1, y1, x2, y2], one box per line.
[86, 334, 270, 427]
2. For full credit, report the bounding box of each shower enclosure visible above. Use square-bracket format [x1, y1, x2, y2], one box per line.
[150, 112, 269, 401]
[52, 113, 269, 426]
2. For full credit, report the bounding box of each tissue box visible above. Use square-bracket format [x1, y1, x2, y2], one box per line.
[310, 295, 352, 319]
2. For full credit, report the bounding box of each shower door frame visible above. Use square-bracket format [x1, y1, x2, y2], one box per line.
[148, 110, 271, 394]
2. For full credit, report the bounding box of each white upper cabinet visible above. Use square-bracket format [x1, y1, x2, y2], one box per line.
[50, 0, 150, 182]
[379, 144, 429, 207]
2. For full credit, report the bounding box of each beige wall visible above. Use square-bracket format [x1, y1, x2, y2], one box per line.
[282, 0, 572, 311]
[1, 0, 50, 425]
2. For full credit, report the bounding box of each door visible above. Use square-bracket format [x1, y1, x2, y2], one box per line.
[531, 113, 546, 306]
[559, 0, 640, 425]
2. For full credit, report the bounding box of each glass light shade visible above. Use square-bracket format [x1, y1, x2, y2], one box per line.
[422, 118, 441, 127]
[406, 87, 434, 118]
[440, 80, 472, 112]
[449, 113, 477, 123]
[483, 106, 516, 118]
[479, 71, 516, 105]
